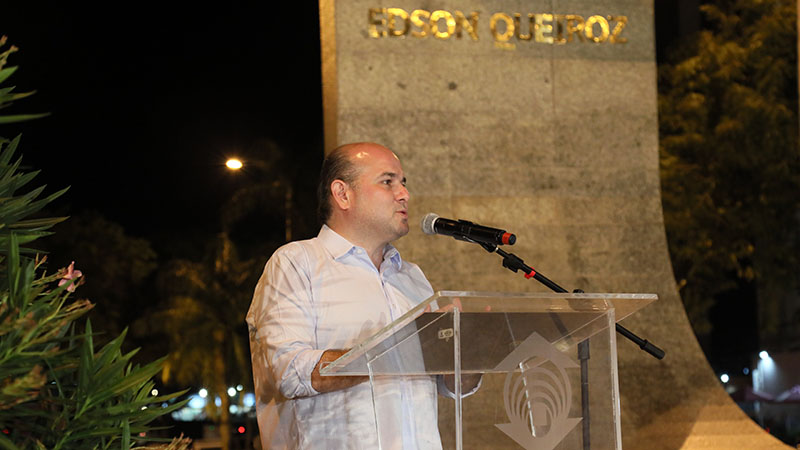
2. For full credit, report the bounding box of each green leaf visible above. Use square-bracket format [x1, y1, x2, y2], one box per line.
[0, 66, 18, 84]
[0, 433, 20, 450]
[8, 216, 68, 229]
[91, 358, 166, 406]
[0, 134, 20, 167]
[7, 232, 19, 306]
[75, 320, 95, 419]
[122, 419, 130, 450]
[0, 113, 49, 124]
[93, 329, 129, 371]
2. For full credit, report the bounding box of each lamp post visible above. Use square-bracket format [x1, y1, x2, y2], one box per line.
[224, 157, 293, 242]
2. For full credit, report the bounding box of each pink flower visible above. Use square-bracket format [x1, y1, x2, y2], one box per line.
[58, 261, 83, 292]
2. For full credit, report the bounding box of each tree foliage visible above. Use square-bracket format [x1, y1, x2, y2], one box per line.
[42, 211, 158, 344]
[141, 233, 258, 450]
[143, 136, 314, 449]
[0, 38, 189, 448]
[659, 0, 800, 337]
[221, 137, 319, 260]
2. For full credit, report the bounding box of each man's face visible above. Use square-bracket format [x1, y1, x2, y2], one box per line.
[347, 145, 410, 244]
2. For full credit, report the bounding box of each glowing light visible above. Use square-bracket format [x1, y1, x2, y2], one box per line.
[720, 373, 729, 383]
[215, 396, 221, 407]
[188, 395, 206, 409]
[226, 158, 243, 170]
[227, 387, 237, 397]
[238, 426, 246, 434]
[236, 384, 244, 392]
[243, 393, 256, 407]
[743, 367, 750, 375]
[759, 350, 770, 360]
[198, 388, 208, 398]
[151, 389, 159, 396]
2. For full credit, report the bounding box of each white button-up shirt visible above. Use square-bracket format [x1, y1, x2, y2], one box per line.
[246, 225, 442, 449]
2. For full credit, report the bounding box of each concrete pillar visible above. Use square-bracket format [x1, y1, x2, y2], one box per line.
[320, 1, 789, 447]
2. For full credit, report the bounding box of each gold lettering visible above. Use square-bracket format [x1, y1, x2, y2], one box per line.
[514, 13, 532, 41]
[534, 13, 554, 43]
[410, 9, 431, 38]
[430, 10, 456, 39]
[367, 9, 629, 45]
[584, 15, 610, 43]
[368, 8, 387, 38]
[609, 15, 628, 44]
[455, 11, 479, 40]
[553, 15, 567, 44]
[387, 8, 410, 37]
[490, 13, 514, 42]
[565, 15, 585, 43]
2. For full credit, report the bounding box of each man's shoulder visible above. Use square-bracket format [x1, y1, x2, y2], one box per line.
[387, 247, 424, 276]
[398, 258, 424, 275]
[270, 236, 323, 262]
[391, 254, 432, 284]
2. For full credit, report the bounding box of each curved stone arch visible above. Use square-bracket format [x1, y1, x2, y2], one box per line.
[319, 0, 789, 447]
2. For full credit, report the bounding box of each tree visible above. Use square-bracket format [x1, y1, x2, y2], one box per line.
[221, 137, 319, 260]
[148, 137, 319, 448]
[144, 233, 258, 450]
[42, 211, 158, 345]
[0, 37, 189, 449]
[658, 0, 800, 343]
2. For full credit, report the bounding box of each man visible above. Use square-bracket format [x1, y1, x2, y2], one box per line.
[246, 142, 442, 449]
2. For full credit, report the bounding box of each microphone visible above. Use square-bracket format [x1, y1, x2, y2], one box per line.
[420, 213, 516, 246]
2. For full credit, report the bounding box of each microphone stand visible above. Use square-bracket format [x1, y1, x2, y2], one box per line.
[477, 242, 665, 450]
[478, 243, 665, 359]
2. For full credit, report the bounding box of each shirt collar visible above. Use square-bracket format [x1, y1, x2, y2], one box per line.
[383, 244, 403, 270]
[318, 224, 403, 270]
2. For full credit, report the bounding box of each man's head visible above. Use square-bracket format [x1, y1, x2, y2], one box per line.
[318, 142, 410, 248]
[317, 145, 360, 224]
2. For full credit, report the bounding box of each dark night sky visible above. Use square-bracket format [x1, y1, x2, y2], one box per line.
[1, 2, 324, 254]
[0, 3, 690, 250]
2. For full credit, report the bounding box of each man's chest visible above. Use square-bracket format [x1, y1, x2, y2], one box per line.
[309, 263, 418, 347]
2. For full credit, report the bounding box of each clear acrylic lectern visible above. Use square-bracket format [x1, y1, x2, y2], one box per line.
[321, 291, 657, 450]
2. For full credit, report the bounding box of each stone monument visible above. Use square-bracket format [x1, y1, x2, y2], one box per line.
[319, 1, 789, 448]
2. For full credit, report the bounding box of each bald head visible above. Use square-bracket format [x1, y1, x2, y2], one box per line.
[317, 142, 398, 224]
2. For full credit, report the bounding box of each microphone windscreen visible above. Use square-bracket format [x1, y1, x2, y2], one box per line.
[420, 213, 439, 235]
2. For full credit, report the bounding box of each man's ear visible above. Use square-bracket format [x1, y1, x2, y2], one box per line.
[330, 179, 351, 211]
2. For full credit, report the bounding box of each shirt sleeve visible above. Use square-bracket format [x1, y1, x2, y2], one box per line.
[247, 245, 324, 399]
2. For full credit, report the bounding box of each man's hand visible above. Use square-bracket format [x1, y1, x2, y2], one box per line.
[310, 349, 369, 394]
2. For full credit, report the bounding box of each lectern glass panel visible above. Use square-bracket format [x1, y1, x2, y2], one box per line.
[322, 292, 657, 450]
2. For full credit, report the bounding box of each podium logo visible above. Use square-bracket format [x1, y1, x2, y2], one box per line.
[493, 332, 581, 450]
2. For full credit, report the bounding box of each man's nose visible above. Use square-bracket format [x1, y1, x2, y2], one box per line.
[396, 184, 410, 202]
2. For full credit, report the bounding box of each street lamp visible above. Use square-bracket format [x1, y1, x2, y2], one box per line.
[222, 157, 293, 242]
[225, 158, 243, 170]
